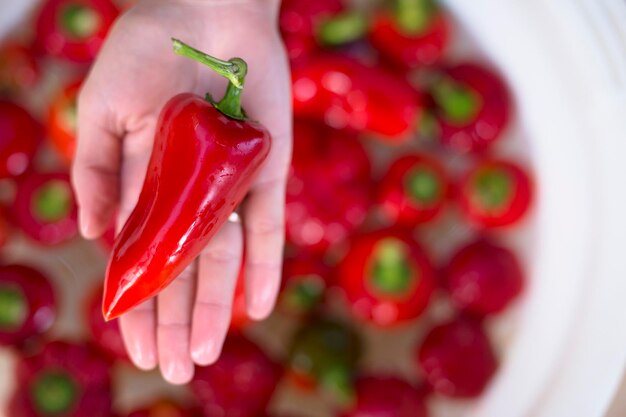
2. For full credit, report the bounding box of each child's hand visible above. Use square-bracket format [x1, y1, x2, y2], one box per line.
[72, 0, 291, 384]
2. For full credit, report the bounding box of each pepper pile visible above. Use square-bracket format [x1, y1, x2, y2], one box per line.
[0, 0, 533, 416]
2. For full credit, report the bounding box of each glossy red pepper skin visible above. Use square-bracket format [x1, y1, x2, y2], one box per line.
[459, 158, 532, 228]
[278, 255, 330, 316]
[9, 341, 112, 417]
[286, 120, 371, 254]
[191, 336, 281, 417]
[0, 43, 41, 94]
[292, 55, 421, 140]
[416, 317, 498, 398]
[340, 375, 429, 417]
[85, 284, 128, 362]
[427, 63, 510, 153]
[443, 239, 524, 317]
[280, 0, 344, 62]
[0, 101, 42, 179]
[104, 93, 270, 319]
[377, 154, 450, 227]
[0, 265, 56, 347]
[47, 79, 81, 164]
[370, 5, 449, 68]
[338, 229, 435, 327]
[35, 0, 119, 63]
[126, 399, 203, 417]
[12, 172, 78, 246]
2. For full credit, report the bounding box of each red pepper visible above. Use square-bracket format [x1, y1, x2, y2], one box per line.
[191, 336, 281, 417]
[443, 239, 524, 317]
[416, 317, 498, 398]
[425, 63, 510, 152]
[286, 120, 371, 254]
[341, 375, 429, 417]
[47, 78, 81, 164]
[337, 229, 435, 327]
[292, 55, 422, 140]
[287, 317, 362, 404]
[278, 254, 330, 316]
[126, 399, 203, 417]
[0, 264, 56, 347]
[0, 205, 12, 248]
[0, 43, 41, 94]
[11, 172, 78, 246]
[35, 0, 119, 63]
[104, 40, 271, 320]
[229, 261, 250, 333]
[377, 154, 450, 226]
[85, 284, 128, 362]
[370, 0, 449, 69]
[458, 158, 532, 228]
[9, 341, 112, 417]
[0, 100, 42, 179]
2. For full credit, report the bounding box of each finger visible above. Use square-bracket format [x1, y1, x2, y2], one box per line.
[119, 298, 157, 370]
[72, 89, 122, 239]
[190, 221, 243, 366]
[157, 261, 197, 385]
[243, 179, 286, 320]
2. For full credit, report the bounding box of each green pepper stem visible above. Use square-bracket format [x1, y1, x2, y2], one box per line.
[395, 0, 436, 34]
[172, 38, 248, 120]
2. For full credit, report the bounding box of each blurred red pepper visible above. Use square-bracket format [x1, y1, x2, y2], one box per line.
[191, 336, 281, 417]
[377, 154, 450, 227]
[104, 40, 271, 319]
[340, 375, 429, 417]
[126, 399, 203, 417]
[287, 317, 362, 405]
[292, 55, 421, 140]
[286, 120, 371, 255]
[229, 261, 250, 333]
[0, 43, 41, 94]
[85, 284, 128, 362]
[443, 239, 524, 317]
[0, 205, 12, 248]
[35, 0, 119, 63]
[0, 100, 42, 179]
[425, 63, 510, 153]
[337, 229, 435, 327]
[278, 255, 330, 316]
[11, 172, 78, 246]
[370, 0, 449, 69]
[0, 264, 56, 347]
[47, 78, 81, 164]
[416, 317, 498, 398]
[9, 341, 112, 417]
[458, 158, 532, 228]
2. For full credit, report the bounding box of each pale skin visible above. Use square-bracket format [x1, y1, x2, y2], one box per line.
[72, 0, 291, 384]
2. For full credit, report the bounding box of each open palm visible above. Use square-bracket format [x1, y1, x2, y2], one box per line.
[72, 0, 291, 384]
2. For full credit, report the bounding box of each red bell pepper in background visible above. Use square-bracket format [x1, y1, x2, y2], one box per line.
[458, 158, 532, 228]
[443, 239, 524, 317]
[126, 399, 203, 417]
[424, 63, 510, 153]
[85, 284, 128, 362]
[278, 255, 330, 316]
[287, 317, 362, 404]
[286, 120, 371, 255]
[0, 265, 56, 347]
[415, 317, 497, 398]
[0, 101, 42, 179]
[370, 0, 449, 69]
[229, 262, 250, 333]
[104, 39, 271, 319]
[292, 55, 421, 140]
[47, 78, 81, 164]
[191, 336, 281, 417]
[0, 206, 12, 248]
[0, 43, 40, 94]
[8, 341, 112, 417]
[377, 154, 450, 227]
[340, 375, 429, 417]
[35, 0, 119, 63]
[11, 172, 78, 246]
[337, 229, 435, 327]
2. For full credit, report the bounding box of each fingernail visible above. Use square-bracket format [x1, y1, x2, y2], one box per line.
[248, 285, 277, 320]
[79, 210, 92, 239]
[163, 359, 194, 385]
[191, 338, 218, 365]
[129, 342, 156, 371]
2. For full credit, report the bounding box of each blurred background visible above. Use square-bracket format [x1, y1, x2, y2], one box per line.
[0, 0, 624, 417]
